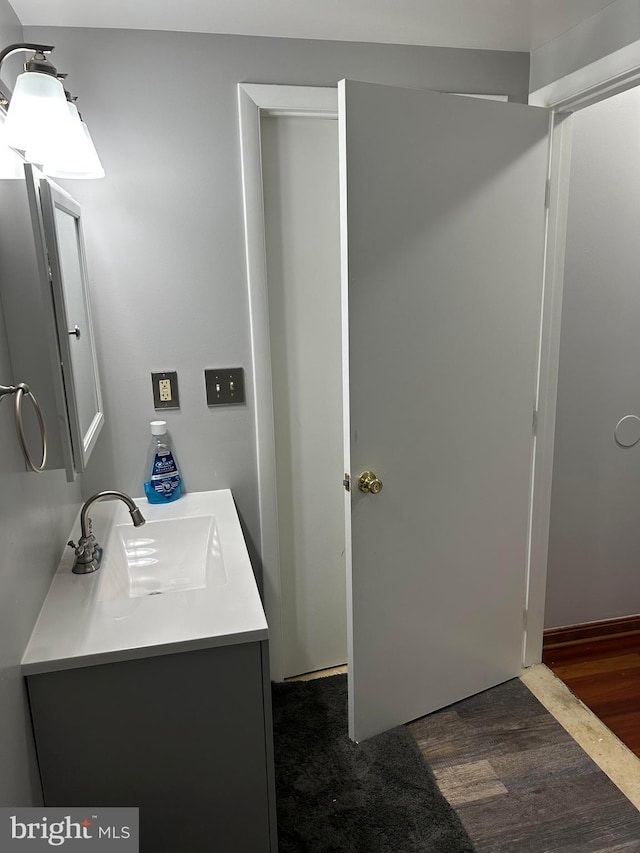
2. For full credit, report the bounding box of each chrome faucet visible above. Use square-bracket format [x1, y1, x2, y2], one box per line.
[68, 490, 146, 574]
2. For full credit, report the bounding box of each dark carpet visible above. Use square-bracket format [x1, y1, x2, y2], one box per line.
[272, 674, 475, 853]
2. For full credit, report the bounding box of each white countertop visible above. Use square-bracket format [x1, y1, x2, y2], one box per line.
[22, 489, 268, 675]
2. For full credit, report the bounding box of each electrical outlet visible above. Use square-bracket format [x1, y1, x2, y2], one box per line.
[152, 371, 180, 409]
[159, 379, 172, 402]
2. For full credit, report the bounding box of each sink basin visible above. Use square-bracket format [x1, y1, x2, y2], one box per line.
[22, 490, 268, 675]
[100, 514, 226, 599]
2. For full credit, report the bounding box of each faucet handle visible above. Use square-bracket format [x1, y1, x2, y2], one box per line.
[68, 539, 86, 558]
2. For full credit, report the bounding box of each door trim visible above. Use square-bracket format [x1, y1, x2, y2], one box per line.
[238, 83, 338, 681]
[238, 81, 570, 680]
[522, 109, 573, 665]
[530, 42, 640, 112]
[529, 57, 640, 662]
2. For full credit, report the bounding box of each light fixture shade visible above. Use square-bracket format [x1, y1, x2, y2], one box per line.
[30, 101, 105, 179]
[4, 71, 73, 152]
[76, 121, 105, 179]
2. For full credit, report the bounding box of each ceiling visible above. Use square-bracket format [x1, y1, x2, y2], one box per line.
[7, 0, 617, 53]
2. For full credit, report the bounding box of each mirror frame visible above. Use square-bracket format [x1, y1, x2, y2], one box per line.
[25, 164, 104, 475]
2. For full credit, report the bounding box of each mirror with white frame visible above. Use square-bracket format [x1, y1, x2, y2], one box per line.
[0, 156, 104, 480]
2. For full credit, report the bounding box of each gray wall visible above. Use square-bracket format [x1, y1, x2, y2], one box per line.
[546, 85, 640, 628]
[23, 25, 530, 566]
[0, 1, 83, 806]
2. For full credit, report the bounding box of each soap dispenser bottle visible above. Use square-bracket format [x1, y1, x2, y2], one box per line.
[144, 420, 183, 504]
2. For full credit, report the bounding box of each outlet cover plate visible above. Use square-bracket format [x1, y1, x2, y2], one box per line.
[205, 368, 245, 406]
[152, 371, 180, 409]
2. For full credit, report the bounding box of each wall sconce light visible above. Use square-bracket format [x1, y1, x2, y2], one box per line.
[0, 43, 104, 179]
[28, 86, 105, 179]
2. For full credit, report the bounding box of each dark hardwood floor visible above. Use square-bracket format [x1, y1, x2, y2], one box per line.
[409, 678, 640, 852]
[543, 615, 640, 757]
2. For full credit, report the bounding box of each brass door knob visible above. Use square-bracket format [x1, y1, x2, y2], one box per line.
[358, 471, 383, 495]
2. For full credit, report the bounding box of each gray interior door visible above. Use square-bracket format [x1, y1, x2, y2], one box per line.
[339, 80, 550, 742]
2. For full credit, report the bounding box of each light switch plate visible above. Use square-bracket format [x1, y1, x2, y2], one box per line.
[205, 368, 245, 406]
[152, 371, 180, 409]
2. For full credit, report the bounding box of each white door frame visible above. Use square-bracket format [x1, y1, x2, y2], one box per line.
[238, 81, 571, 680]
[530, 40, 640, 113]
[523, 56, 640, 659]
[522, 108, 572, 665]
[238, 84, 338, 682]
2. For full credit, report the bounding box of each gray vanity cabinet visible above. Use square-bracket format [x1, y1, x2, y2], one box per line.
[27, 640, 277, 852]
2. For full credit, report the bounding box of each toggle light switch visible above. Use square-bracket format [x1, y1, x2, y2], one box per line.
[205, 368, 245, 406]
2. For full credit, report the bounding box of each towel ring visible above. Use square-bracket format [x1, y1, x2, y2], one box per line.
[0, 382, 47, 473]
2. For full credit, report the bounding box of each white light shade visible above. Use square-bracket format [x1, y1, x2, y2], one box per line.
[4, 71, 73, 153]
[29, 101, 105, 179]
[76, 121, 105, 179]
[45, 105, 105, 179]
